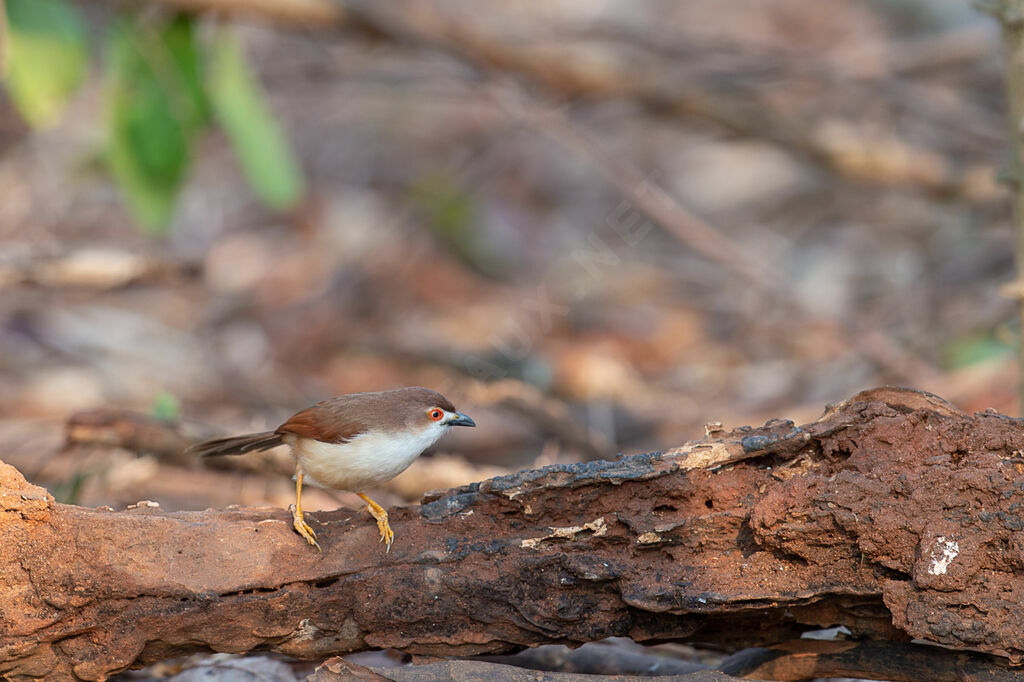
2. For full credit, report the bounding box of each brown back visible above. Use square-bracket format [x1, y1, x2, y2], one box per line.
[275, 387, 456, 444]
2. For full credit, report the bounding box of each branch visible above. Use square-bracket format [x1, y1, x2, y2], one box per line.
[4, 387, 1024, 680]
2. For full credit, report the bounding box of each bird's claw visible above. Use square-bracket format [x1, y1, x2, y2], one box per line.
[356, 494, 394, 552]
[376, 514, 394, 552]
[290, 504, 321, 551]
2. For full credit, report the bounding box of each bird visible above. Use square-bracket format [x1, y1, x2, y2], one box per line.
[187, 387, 475, 551]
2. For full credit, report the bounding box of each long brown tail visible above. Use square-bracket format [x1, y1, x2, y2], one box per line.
[187, 431, 284, 457]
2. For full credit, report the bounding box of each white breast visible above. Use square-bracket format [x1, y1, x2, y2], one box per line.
[286, 423, 448, 492]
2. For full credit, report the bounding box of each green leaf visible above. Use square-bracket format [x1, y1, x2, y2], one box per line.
[51, 468, 90, 505]
[159, 15, 209, 131]
[151, 391, 180, 421]
[409, 172, 508, 277]
[209, 32, 304, 210]
[4, 0, 87, 127]
[942, 332, 1013, 370]
[105, 16, 207, 233]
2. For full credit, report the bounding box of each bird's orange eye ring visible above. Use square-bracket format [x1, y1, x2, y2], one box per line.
[429, 409, 444, 422]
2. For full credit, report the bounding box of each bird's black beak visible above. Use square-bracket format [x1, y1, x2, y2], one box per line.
[447, 412, 476, 427]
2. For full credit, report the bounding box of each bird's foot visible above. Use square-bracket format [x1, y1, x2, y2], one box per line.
[358, 494, 394, 552]
[374, 512, 394, 552]
[290, 504, 321, 551]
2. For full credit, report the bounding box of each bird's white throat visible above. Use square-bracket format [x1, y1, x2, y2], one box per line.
[286, 421, 449, 492]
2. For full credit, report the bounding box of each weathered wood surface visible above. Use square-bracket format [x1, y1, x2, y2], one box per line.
[3, 387, 1024, 680]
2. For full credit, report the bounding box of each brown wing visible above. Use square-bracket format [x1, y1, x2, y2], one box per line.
[275, 403, 367, 444]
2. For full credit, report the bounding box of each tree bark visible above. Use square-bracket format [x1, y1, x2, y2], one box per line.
[3, 387, 1024, 680]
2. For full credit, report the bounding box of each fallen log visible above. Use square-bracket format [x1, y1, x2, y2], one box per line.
[3, 387, 1024, 680]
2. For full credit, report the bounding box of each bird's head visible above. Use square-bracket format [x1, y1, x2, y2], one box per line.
[397, 387, 476, 433]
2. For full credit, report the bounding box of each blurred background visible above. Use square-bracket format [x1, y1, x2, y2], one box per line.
[0, 0, 1017, 518]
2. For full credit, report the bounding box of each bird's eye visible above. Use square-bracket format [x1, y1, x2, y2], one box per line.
[429, 409, 444, 421]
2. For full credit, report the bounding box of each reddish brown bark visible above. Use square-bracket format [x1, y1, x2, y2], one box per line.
[3, 387, 1024, 680]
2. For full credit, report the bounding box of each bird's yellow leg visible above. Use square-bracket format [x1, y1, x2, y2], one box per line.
[292, 472, 321, 551]
[357, 493, 393, 551]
